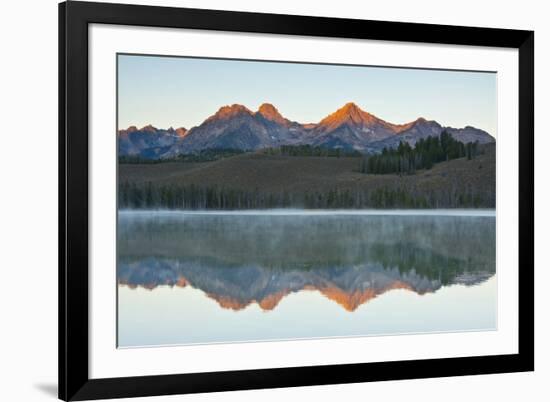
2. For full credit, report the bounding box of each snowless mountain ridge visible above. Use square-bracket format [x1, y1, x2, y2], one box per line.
[118, 102, 495, 158]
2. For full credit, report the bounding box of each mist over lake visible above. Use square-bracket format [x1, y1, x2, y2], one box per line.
[117, 210, 496, 347]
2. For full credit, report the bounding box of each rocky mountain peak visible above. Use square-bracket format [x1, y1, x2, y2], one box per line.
[140, 124, 158, 133]
[209, 104, 252, 121]
[175, 127, 188, 137]
[341, 101, 362, 113]
[256, 103, 288, 125]
[318, 102, 377, 129]
[118, 125, 139, 135]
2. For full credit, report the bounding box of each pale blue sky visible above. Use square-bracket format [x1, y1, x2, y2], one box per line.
[118, 54, 497, 136]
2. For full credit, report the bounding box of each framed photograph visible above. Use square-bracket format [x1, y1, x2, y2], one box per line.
[59, 1, 534, 400]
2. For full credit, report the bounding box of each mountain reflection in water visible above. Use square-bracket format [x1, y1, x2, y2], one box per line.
[117, 212, 495, 313]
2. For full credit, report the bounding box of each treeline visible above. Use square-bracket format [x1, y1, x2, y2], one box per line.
[119, 181, 494, 210]
[360, 131, 480, 175]
[119, 145, 362, 164]
[263, 145, 361, 157]
[118, 155, 165, 164]
[369, 243, 493, 286]
[118, 148, 245, 164]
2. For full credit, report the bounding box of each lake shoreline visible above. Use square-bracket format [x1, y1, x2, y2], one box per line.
[118, 208, 496, 217]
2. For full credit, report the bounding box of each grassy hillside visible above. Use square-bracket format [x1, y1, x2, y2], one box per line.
[118, 143, 495, 209]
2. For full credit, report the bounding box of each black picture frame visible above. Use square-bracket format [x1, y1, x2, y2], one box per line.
[59, 1, 534, 400]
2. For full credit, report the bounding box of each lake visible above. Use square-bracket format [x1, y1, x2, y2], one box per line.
[117, 210, 496, 348]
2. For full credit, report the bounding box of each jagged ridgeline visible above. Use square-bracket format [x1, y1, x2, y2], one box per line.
[118, 102, 494, 158]
[118, 102, 495, 209]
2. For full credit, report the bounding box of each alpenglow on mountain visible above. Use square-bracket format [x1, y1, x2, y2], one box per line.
[118, 102, 495, 159]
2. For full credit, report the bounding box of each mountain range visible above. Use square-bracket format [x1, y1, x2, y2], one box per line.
[118, 102, 495, 159]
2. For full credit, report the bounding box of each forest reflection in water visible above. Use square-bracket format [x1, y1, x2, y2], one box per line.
[117, 210, 496, 346]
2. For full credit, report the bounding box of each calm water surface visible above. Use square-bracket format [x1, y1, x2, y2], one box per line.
[117, 210, 496, 347]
